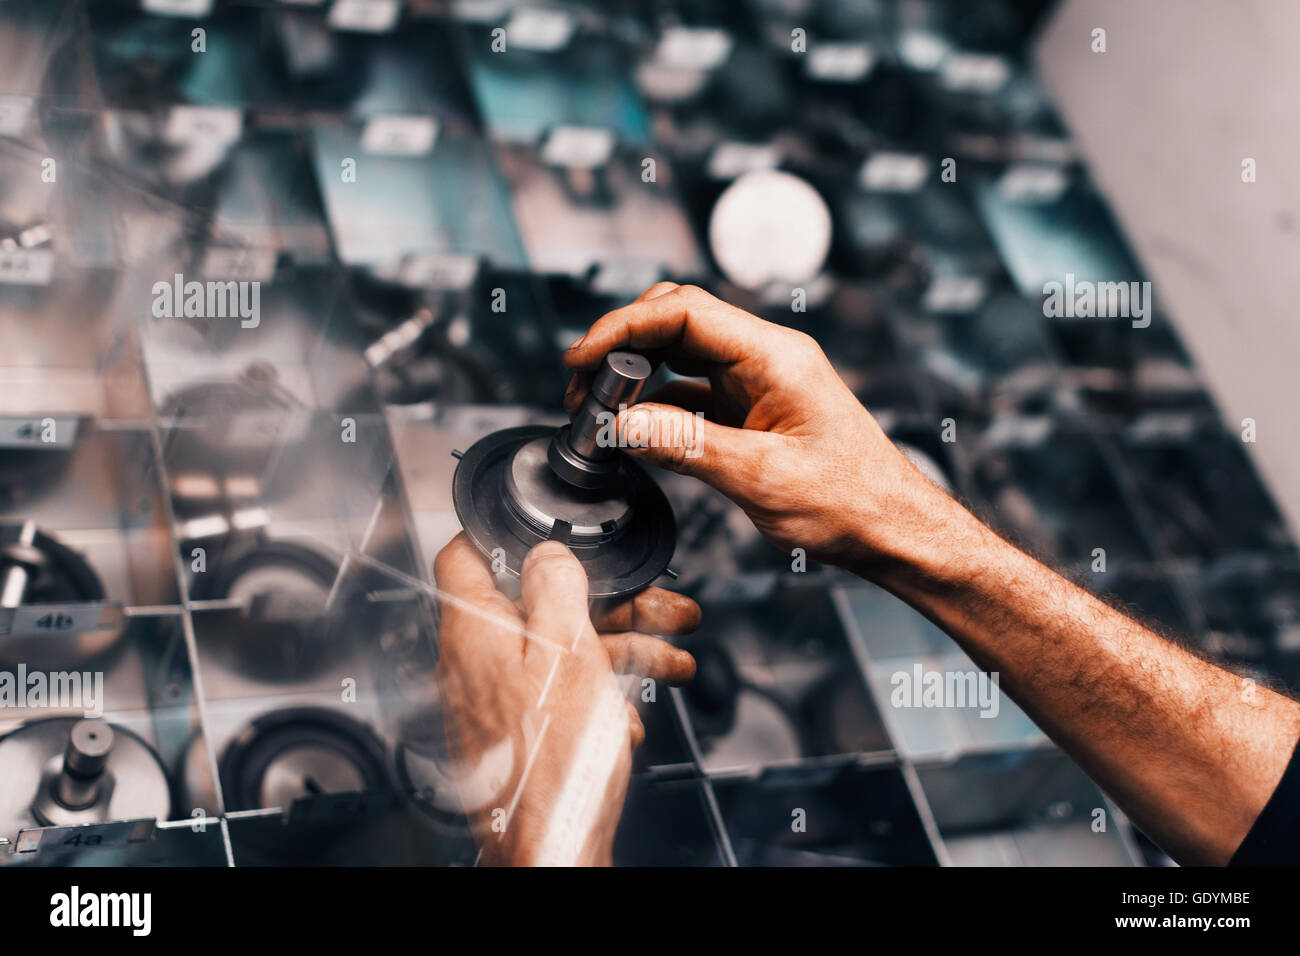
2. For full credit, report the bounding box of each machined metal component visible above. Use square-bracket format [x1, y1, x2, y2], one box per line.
[0, 521, 41, 608]
[452, 425, 676, 599]
[548, 350, 653, 489]
[451, 350, 674, 599]
[57, 720, 114, 810]
[505, 437, 633, 542]
[0, 717, 172, 840]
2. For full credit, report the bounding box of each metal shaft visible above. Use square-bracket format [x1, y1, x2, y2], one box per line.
[548, 351, 652, 489]
[57, 719, 114, 810]
[0, 521, 38, 608]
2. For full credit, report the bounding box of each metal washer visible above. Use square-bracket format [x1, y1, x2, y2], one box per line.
[452, 425, 676, 599]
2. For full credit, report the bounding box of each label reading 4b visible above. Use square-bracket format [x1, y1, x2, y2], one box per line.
[0, 603, 122, 639]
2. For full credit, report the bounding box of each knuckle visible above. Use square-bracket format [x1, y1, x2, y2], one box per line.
[674, 283, 709, 306]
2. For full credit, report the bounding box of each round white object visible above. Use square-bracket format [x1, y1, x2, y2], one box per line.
[708, 169, 833, 289]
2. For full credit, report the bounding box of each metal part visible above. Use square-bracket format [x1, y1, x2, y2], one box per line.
[57, 720, 114, 810]
[188, 541, 353, 683]
[548, 350, 653, 489]
[219, 707, 389, 814]
[506, 437, 633, 542]
[0, 521, 39, 608]
[0, 717, 172, 841]
[452, 425, 676, 599]
[217, 707, 391, 860]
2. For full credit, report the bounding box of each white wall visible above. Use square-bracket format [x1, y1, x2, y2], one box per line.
[1035, 0, 1300, 539]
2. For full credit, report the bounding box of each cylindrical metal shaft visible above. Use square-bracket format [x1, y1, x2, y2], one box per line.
[57, 719, 114, 809]
[548, 351, 652, 488]
[0, 521, 37, 608]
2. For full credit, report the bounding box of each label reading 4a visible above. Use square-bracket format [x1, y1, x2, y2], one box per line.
[0, 248, 55, 286]
[0, 416, 79, 448]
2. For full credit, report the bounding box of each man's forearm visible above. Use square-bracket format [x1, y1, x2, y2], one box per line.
[853, 480, 1300, 865]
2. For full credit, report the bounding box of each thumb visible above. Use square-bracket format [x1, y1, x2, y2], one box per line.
[520, 541, 591, 644]
[616, 402, 769, 502]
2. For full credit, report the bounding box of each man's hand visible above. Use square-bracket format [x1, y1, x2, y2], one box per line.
[434, 533, 697, 866]
[565, 282, 1300, 866]
[564, 282, 946, 571]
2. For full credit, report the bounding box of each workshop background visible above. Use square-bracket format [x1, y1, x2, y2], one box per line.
[1, 0, 1296, 867]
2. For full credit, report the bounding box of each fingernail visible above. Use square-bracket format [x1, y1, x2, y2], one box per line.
[566, 334, 586, 351]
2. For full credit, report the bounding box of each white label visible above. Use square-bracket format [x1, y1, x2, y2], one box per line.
[17, 819, 153, 854]
[807, 42, 875, 83]
[360, 115, 438, 155]
[897, 30, 949, 71]
[997, 163, 1069, 203]
[1125, 410, 1200, 445]
[941, 52, 1011, 94]
[540, 125, 615, 169]
[0, 95, 34, 137]
[1, 603, 121, 639]
[984, 414, 1053, 449]
[328, 0, 401, 33]
[923, 274, 987, 313]
[654, 26, 733, 70]
[859, 152, 929, 193]
[0, 248, 55, 286]
[141, 0, 214, 17]
[706, 141, 780, 180]
[163, 105, 243, 144]
[449, 0, 508, 23]
[397, 253, 480, 289]
[506, 7, 576, 52]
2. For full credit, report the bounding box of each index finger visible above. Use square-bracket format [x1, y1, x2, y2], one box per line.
[563, 284, 764, 372]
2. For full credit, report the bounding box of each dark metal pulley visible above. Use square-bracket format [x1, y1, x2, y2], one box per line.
[451, 350, 676, 599]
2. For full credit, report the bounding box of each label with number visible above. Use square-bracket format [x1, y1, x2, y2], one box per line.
[163, 105, 243, 145]
[0, 247, 54, 286]
[807, 42, 875, 83]
[328, 0, 401, 33]
[360, 115, 438, 156]
[506, 7, 576, 52]
[141, 0, 214, 17]
[18, 818, 154, 854]
[0, 416, 79, 448]
[540, 125, 615, 170]
[654, 26, 733, 70]
[397, 253, 480, 290]
[0, 603, 123, 639]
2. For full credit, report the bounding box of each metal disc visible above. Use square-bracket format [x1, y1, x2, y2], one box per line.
[504, 437, 633, 541]
[0, 718, 172, 842]
[452, 425, 676, 599]
[219, 707, 388, 813]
